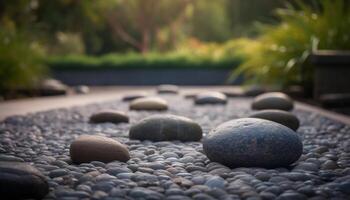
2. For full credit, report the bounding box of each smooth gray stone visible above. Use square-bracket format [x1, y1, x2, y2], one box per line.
[0, 155, 24, 162]
[70, 135, 130, 164]
[294, 162, 319, 172]
[74, 85, 89, 94]
[122, 92, 148, 101]
[252, 92, 294, 111]
[249, 109, 300, 131]
[49, 169, 68, 178]
[39, 78, 68, 96]
[338, 181, 350, 195]
[0, 161, 49, 199]
[276, 192, 307, 200]
[205, 176, 226, 189]
[129, 114, 202, 142]
[89, 110, 129, 124]
[157, 84, 179, 94]
[244, 85, 266, 97]
[203, 118, 303, 168]
[129, 97, 168, 111]
[195, 91, 227, 105]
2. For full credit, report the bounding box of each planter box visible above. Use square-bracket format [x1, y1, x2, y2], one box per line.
[52, 69, 241, 86]
[310, 50, 350, 99]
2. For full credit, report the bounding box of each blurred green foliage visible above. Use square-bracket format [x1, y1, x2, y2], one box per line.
[230, 0, 350, 89]
[2, 0, 349, 92]
[1, 0, 286, 55]
[0, 28, 46, 91]
[47, 40, 241, 70]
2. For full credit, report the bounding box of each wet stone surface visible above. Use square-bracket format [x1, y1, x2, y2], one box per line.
[0, 95, 349, 199]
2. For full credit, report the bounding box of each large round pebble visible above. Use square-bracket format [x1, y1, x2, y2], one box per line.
[252, 92, 294, 111]
[0, 161, 49, 199]
[195, 92, 227, 105]
[249, 109, 300, 131]
[129, 97, 168, 111]
[129, 114, 202, 141]
[203, 118, 303, 168]
[89, 111, 129, 124]
[70, 135, 130, 164]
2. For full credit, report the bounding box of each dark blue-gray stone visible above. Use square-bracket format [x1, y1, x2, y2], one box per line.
[203, 118, 303, 168]
[249, 109, 300, 131]
[129, 114, 202, 141]
[252, 92, 294, 111]
[0, 161, 49, 199]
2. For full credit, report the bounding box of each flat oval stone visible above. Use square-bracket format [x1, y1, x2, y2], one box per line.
[89, 111, 129, 124]
[244, 85, 266, 97]
[122, 92, 148, 101]
[40, 78, 68, 96]
[249, 109, 300, 131]
[203, 118, 302, 168]
[129, 97, 168, 111]
[129, 114, 202, 141]
[70, 135, 130, 164]
[183, 92, 198, 99]
[195, 92, 227, 105]
[0, 161, 49, 199]
[252, 92, 294, 111]
[222, 89, 244, 97]
[157, 84, 179, 94]
[74, 85, 90, 94]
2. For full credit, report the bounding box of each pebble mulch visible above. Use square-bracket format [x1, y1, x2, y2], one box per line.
[1, 95, 350, 200]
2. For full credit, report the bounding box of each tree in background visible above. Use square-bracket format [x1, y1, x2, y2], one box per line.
[106, 0, 194, 54]
[190, 0, 231, 42]
[0, 0, 46, 92]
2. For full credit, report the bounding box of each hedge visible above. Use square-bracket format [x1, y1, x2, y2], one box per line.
[47, 53, 241, 70]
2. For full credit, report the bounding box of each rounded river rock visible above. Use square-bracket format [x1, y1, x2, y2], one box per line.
[195, 91, 227, 105]
[70, 135, 130, 164]
[0, 161, 49, 199]
[252, 92, 294, 111]
[129, 97, 168, 111]
[203, 118, 303, 168]
[249, 109, 300, 131]
[129, 114, 202, 141]
[157, 84, 179, 94]
[89, 111, 129, 124]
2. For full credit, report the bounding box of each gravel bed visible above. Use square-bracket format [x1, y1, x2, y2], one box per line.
[1, 95, 350, 200]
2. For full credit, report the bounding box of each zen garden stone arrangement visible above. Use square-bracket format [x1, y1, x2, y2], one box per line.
[1, 87, 350, 200]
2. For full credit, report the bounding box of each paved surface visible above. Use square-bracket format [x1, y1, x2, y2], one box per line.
[1, 86, 349, 125]
[1, 89, 349, 199]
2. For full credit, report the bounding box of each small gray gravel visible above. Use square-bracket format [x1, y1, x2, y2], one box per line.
[1, 95, 349, 199]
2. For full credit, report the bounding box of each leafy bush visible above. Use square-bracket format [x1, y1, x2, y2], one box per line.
[0, 28, 47, 92]
[230, 0, 350, 88]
